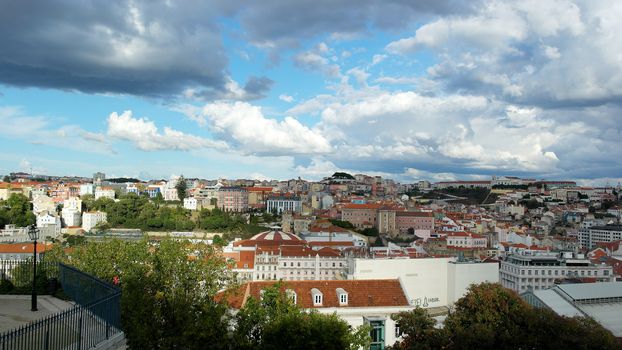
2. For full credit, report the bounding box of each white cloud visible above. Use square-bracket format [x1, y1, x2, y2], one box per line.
[293, 43, 342, 78]
[371, 54, 387, 65]
[199, 101, 332, 155]
[279, 94, 295, 103]
[107, 110, 228, 151]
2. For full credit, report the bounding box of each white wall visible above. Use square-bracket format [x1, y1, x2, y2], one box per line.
[447, 262, 499, 304]
[350, 258, 452, 308]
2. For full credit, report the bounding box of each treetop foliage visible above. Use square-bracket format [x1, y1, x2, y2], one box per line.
[390, 282, 620, 350]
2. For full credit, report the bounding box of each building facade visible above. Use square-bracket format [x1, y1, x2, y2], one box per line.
[578, 225, 622, 249]
[266, 196, 302, 214]
[499, 252, 614, 293]
[218, 187, 248, 212]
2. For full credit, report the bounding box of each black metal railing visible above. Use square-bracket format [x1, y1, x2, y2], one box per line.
[0, 263, 122, 349]
[0, 259, 58, 292]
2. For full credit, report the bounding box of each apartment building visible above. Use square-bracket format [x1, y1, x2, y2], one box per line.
[578, 225, 622, 249]
[500, 251, 614, 293]
[218, 187, 248, 212]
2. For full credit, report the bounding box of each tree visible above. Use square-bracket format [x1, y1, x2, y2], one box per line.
[2, 175, 10, 183]
[332, 172, 355, 180]
[442, 282, 619, 350]
[390, 308, 449, 350]
[49, 238, 235, 349]
[0, 194, 36, 228]
[175, 175, 187, 201]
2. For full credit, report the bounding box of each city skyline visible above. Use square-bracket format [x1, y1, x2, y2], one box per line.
[2, 1, 622, 185]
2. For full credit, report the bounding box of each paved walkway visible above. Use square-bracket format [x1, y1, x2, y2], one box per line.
[0, 295, 74, 333]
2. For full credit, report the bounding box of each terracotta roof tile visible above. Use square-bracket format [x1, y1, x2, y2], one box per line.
[225, 279, 409, 309]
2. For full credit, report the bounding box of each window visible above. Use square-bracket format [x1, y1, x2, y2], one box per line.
[286, 289, 297, 304]
[395, 323, 401, 338]
[337, 288, 348, 305]
[312, 288, 323, 305]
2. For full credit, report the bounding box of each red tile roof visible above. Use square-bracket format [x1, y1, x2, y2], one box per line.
[0, 243, 51, 254]
[225, 279, 409, 309]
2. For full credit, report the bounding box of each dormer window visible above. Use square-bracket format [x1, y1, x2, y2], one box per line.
[336, 288, 348, 305]
[286, 289, 297, 304]
[311, 288, 323, 306]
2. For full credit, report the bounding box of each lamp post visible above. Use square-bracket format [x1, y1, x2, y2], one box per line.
[27, 225, 39, 312]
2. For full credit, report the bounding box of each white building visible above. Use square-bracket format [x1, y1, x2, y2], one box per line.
[82, 211, 107, 232]
[225, 230, 347, 282]
[445, 232, 487, 249]
[266, 196, 302, 214]
[36, 212, 62, 239]
[163, 188, 179, 201]
[578, 225, 622, 249]
[61, 207, 82, 227]
[79, 183, 94, 196]
[500, 251, 614, 293]
[63, 196, 82, 212]
[32, 195, 55, 215]
[348, 257, 499, 309]
[183, 197, 198, 210]
[94, 187, 115, 200]
[0, 224, 29, 243]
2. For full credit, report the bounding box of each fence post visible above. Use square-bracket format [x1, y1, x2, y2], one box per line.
[78, 309, 83, 350]
[44, 323, 50, 350]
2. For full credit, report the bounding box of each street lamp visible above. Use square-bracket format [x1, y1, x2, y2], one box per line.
[27, 225, 39, 312]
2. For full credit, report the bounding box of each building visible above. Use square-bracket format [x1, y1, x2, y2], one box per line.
[145, 185, 163, 198]
[446, 232, 487, 249]
[163, 187, 179, 201]
[183, 197, 198, 210]
[300, 222, 368, 249]
[94, 186, 115, 200]
[79, 183, 94, 196]
[224, 230, 347, 282]
[434, 181, 492, 189]
[500, 251, 614, 293]
[225, 279, 413, 349]
[245, 187, 273, 210]
[0, 242, 51, 261]
[61, 207, 82, 227]
[341, 203, 381, 229]
[348, 257, 499, 309]
[578, 225, 622, 249]
[82, 211, 107, 232]
[93, 172, 106, 183]
[395, 211, 435, 235]
[63, 196, 82, 212]
[0, 225, 29, 243]
[32, 195, 55, 215]
[36, 212, 62, 239]
[218, 187, 248, 212]
[522, 282, 622, 337]
[266, 196, 302, 214]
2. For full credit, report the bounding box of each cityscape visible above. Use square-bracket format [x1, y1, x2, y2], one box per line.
[1, 1, 622, 349]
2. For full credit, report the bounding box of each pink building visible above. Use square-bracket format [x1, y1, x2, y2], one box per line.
[395, 211, 434, 234]
[218, 187, 248, 212]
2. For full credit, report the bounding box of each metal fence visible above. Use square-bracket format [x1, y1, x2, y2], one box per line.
[0, 259, 58, 290]
[58, 263, 121, 329]
[0, 263, 122, 350]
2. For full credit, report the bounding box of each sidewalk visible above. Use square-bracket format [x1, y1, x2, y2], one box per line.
[0, 295, 74, 333]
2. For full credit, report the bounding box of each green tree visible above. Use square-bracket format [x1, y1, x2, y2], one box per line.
[443, 282, 619, 350]
[0, 194, 36, 228]
[390, 308, 449, 350]
[50, 238, 235, 349]
[2, 175, 10, 182]
[175, 175, 187, 201]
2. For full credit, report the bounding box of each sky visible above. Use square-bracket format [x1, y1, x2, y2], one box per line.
[1, 0, 622, 185]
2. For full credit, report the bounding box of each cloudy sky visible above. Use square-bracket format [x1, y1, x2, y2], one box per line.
[1, 0, 621, 184]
